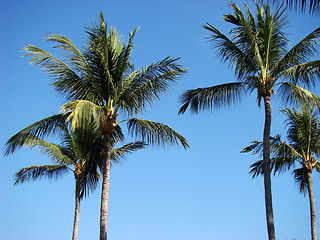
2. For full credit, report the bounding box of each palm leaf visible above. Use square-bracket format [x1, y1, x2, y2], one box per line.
[4, 113, 69, 156]
[127, 118, 189, 149]
[14, 165, 70, 185]
[120, 57, 187, 115]
[179, 82, 245, 114]
[111, 141, 147, 164]
[278, 82, 320, 107]
[293, 167, 309, 193]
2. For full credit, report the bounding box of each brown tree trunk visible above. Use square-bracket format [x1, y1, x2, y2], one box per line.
[72, 180, 81, 240]
[307, 170, 317, 240]
[263, 95, 276, 240]
[100, 134, 111, 240]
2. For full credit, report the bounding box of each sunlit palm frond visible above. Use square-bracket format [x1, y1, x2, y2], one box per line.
[127, 118, 189, 149]
[179, 82, 245, 114]
[14, 165, 70, 185]
[62, 100, 104, 131]
[4, 114, 69, 156]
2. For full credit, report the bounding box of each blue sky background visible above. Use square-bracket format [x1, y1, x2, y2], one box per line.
[1, 0, 320, 239]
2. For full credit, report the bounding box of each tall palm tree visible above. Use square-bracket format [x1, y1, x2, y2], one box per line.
[242, 106, 320, 240]
[20, 13, 188, 240]
[273, 0, 320, 14]
[4, 118, 147, 240]
[179, 2, 320, 239]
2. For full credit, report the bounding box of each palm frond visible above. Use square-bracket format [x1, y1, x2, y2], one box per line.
[111, 141, 148, 164]
[127, 118, 189, 149]
[62, 100, 104, 131]
[179, 82, 245, 114]
[203, 22, 257, 78]
[293, 167, 309, 193]
[278, 82, 320, 107]
[271, 27, 320, 78]
[120, 57, 187, 115]
[14, 165, 70, 185]
[4, 114, 69, 156]
[23, 45, 97, 102]
[282, 60, 320, 87]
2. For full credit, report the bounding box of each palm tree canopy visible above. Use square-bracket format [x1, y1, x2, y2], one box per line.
[23, 13, 187, 118]
[179, 1, 320, 114]
[242, 106, 320, 193]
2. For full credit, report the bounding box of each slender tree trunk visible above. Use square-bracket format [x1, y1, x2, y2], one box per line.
[100, 134, 111, 240]
[72, 180, 81, 240]
[307, 170, 317, 240]
[263, 95, 276, 240]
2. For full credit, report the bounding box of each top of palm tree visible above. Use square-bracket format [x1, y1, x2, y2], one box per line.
[179, 1, 320, 115]
[23, 12, 188, 117]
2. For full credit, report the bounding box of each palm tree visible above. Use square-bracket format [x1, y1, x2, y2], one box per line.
[21, 13, 188, 240]
[272, 0, 320, 14]
[242, 106, 320, 240]
[179, 2, 320, 239]
[4, 118, 147, 240]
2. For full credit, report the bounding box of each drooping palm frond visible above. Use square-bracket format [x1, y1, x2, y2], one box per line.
[273, 0, 320, 14]
[278, 82, 320, 107]
[179, 82, 245, 114]
[62, 100, 104, 131]
[127, 118, 189, 149]
[293, 167, 309, 193]
[23, 45, 97, 102]
[111, 141, 147, 164]
[4, 113, 69, 156]
[281, 60, 320, 87]
[14, 165, 70, 185]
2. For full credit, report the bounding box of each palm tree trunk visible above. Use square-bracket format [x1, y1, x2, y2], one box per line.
[263, 95, 276, 240]
[100, 134, 111, 240]
[72, 180, 81, 240]
[307, 171, 317, 240]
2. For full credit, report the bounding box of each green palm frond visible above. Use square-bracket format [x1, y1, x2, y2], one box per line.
[127, 118, 189, 149]
[271, 27, 320, 78]
[179, 82, 245, 114]
[111, 141, 147, 164]
[278, 82, 320, 107]
[120, 57, 187, 115]
[62, 100, 104, 131]
[282, 60, 320, 87]
[23, 45, 97, 102]
[244, 134, 300, 177]
[4, 113, 69, 156]
[293, 167, 308, 193]
[203, 22, 257, 78]
[14, 165, 70, 185]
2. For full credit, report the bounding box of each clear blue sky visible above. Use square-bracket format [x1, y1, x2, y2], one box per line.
[1, 0, 320, 239]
